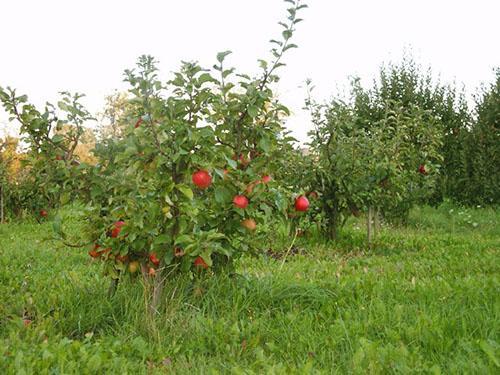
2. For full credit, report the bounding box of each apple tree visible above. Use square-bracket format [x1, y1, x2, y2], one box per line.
[305, 79, 443, 241]
[73, 0, 308, 307]
[0, 87, 94, 218]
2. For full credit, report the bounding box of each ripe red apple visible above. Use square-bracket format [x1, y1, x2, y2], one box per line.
[261, 175, 272, 184]
[192, 170, 212, 189]
[233, 195, 249, 209]
[418, 164, 427, 175]
[55, 155, 63, 161]
[194, 256, 209, 269]
[110, 221, 126, 238]
[149, 253, 160, 266]
[241, 218, 257, 231]
[128, 261, 140, 274]
[134, 117, 143, 128]
[40, 210, 48, 218]
[294, 195, 309, 212]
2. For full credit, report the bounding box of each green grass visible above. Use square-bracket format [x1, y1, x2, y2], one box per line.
[0, 205, 499, 374]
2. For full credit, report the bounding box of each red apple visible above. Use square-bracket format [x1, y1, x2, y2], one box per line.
[194, 256, 209, 269]
[40, 210, 48, 218]
[418, 164, 427, 175]
[149, 253, 160, 266]
[261, 175, 272, 184]
[294, 195, 309, 212]
[55, 155, 63, 161]
[233, 195, 249, 209]
[192, 170, 212, 189]
[110, 221, 126, 238]
[241, 218, 257, 231]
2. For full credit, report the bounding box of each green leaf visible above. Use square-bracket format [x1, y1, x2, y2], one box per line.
[225, 157, 237, 169]
[175, 234, 192, 246]
[200, 250, 213, 266]
[259, 137, 271, 152]
[198, 73, 214, 85]
[214, 186, 232, 204]
[283, 43, 298, 51]
[216, 50, 232, 63]
[153, 234, 170, 245]
[176, 184, 193, 200]
[248, 105, 259, 118]
[52, 134, 65, 143]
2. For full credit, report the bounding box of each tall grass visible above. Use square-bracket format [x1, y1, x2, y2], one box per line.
[0, 204, 498, 373]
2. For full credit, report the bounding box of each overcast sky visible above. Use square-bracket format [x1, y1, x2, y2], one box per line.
[1, 0, 499, 142]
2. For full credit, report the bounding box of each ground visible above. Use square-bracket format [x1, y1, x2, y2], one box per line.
[0, 204, 498, 374]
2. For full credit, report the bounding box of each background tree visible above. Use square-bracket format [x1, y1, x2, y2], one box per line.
[0, 88, 94, 215]
[97, 91, 133, 140]
[463, 68, 500, 205]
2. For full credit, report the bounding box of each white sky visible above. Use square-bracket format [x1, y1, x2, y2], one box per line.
[1, 0, 499, 142]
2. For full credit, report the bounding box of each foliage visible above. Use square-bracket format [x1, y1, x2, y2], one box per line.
[459, 68, 500, 205]
[0, 89, 95, 216]
[305, 73, 443, 238]
[0, 136, 22, 221]
[97, 91, 134, 141]
[74, 0, 308, 287]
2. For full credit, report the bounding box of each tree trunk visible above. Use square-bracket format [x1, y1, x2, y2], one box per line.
[367, 206, 373, 247]
[374, 207, 380, 235]
[150, 272, 165, 315]
[108, 276, 119, 298]
[0, 182, 4, 224]
[328, 218, 337, 240]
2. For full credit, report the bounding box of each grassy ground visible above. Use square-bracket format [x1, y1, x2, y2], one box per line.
[0, 204, 498, 374]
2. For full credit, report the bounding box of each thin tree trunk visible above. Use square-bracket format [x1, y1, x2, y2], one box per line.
[108, 275, 120, 298]
[367, 206, 373, 247]
[150, 271, 164, 315]
[374, 207, 380, 236]
[0, 183, 4, 224]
